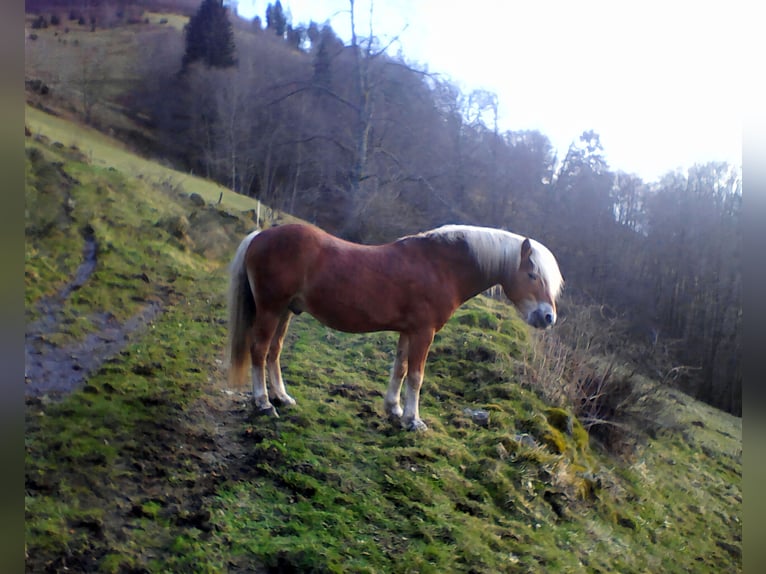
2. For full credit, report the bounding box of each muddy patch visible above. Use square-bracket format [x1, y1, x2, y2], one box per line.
[28, 225, 97, 334]
[24, 387, 263, 573]
[25, 302, 164, 396]
[25, 227, 164, 397]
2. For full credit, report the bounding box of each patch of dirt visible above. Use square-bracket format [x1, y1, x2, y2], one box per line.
[110, 386, 256, 514]
[24, 199, 273, 569]
[25, 385, 265, 573]
[25, 227, 164, 397]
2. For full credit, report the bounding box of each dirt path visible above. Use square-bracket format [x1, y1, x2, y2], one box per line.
[24, 227, 163, 397]
[23, 225, 268, 571]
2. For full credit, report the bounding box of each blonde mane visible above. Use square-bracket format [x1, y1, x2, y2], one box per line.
[416, 225, 563, 299]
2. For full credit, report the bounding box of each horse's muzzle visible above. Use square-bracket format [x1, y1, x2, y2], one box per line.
[528, 307, 556, 329]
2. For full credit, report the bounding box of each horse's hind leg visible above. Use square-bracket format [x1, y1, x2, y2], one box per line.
[384, 333, 409, 419]
[267, 311, 296, 407]
[250, 311, 281, 416]
[401, 329, 435, 432]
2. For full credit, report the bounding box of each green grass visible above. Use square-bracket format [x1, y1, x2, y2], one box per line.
[24, 113, 741, 573]
[24, 140, 236, 343]
[25, 105, 279, 215]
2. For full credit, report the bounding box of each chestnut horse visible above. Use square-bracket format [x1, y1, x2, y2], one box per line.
[227, 223, 563, 431]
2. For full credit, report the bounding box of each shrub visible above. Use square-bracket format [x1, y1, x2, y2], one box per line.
[521, 299, 667, 456]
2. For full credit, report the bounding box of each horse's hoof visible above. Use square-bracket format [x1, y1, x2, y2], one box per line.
[254, 404, 279, 418]
[406, 419, 428, 432]
[384, 403, 403, 419]
[386, 410, 403, 424]
[271, 395, 296, 407]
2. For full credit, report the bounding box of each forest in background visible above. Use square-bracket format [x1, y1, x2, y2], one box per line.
[24, 0, 742, 416]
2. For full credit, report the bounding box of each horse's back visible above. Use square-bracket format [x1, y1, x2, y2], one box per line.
[243, 223, 465, 333]
[248, 224, 327, 260]
[245, 223, 370, 299]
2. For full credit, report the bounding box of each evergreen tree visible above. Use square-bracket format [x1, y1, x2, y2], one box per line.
[183, 0, 237, 69]
[312, 25, 342, 90]
[266, 1, 287, 37]
[286, 24, 306, 51]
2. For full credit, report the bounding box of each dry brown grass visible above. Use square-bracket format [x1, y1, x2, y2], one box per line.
[520, 299, 669, 455]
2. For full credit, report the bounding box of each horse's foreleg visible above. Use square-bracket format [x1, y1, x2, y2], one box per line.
[251, 312, 280, 416]
[401, 329, 435, 432]
[384, 333, 409, 419]
[267, 311, 296, 407]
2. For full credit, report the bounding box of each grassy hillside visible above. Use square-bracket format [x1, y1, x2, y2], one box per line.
[24, 111, 741, 572]
[25, 104, 275, 215]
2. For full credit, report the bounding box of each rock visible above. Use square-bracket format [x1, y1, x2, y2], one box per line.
[463, 408, 490, 427]
[513, 433, 538, 448]
[189, 193, 205, 206]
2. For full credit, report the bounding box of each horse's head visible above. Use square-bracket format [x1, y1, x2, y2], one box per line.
[503, 237, 562, 329]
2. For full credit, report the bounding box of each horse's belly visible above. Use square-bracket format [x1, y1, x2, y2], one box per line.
[301, 253, 427, 333]
[304, 296, 403, 334]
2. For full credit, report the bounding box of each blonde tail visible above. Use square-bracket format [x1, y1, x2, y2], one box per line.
[226, 230, 260, 388]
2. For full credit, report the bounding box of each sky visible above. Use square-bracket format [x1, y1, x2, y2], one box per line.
[232, 0, 742, 183]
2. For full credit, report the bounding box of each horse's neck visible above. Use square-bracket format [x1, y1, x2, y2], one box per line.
[396, 234, 510, 302]
[468, 264, 507, 302]
[452, 243, 510, 303]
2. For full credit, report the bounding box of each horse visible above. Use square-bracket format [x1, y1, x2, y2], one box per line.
[226, 223, 563, 431]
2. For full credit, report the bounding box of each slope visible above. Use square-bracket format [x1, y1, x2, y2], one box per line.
[24, 111, 741, 573]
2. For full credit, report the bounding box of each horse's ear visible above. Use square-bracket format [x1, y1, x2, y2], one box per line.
[520, 238, 532, 261]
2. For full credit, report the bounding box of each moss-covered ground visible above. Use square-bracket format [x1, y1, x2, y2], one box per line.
[24, 118, 741, 573]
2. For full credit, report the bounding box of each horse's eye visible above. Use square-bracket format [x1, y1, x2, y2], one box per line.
[528, 272, 538, 281]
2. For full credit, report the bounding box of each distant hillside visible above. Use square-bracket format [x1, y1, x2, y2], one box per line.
[25, 0, 202, 17]
[24, 109, 741, 573]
